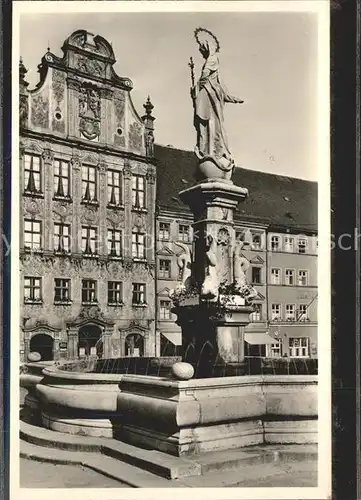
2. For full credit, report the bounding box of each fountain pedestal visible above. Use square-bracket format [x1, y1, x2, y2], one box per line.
[173, 180, 253, 376]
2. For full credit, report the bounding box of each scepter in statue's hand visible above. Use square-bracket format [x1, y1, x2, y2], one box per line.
[189, 57, 196, 105]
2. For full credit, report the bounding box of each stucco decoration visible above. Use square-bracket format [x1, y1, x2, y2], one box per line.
[71, 304, 114, 326]
[79, 86, 101, 140]
[129, 122, 143, 151]
[123, 162, 133, 179]
[53, 202, 73, 221]
[52, 70, 66, 133]
[107, 212, 125, 228]
[31, 94, 49, 129]
[146, 167, 156, 185]
[23, 199, 42, 217]
[75, 54, 106, 78]
[20, 95, 29, 129]
[80, 206, 99, 224]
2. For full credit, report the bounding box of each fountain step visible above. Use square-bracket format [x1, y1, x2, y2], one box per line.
[20, 440, 182, 488]
[20, 417, 317, 482]
[20, 417, 201, 479]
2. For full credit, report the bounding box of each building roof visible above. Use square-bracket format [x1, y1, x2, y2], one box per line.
[154, 144, 318, 233]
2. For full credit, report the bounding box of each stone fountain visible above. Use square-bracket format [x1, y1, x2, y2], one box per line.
[20, 28, 317, 463]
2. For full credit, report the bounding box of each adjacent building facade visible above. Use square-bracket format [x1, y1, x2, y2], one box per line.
[19, 30, 318, 363]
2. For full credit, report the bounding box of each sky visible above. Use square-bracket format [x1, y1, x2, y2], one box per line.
[19, 11, 319, 181]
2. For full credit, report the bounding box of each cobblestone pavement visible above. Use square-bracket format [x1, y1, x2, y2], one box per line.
[20, 459, 129, 488]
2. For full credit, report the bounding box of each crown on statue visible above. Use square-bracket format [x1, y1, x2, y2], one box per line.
[194, 27, 220, 53]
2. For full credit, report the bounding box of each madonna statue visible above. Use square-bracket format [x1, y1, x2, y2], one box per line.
[190, 28, 244, 181]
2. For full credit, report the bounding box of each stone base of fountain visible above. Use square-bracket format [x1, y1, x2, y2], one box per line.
[116, 374, 317, 457]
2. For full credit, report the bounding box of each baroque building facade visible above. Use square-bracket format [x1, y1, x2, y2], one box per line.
[19, 30, 318, 363]
[19, 30, 157, 362]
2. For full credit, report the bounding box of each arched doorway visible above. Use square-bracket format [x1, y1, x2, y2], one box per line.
[78, 325, 103, 358]
[125, 333, 144, 357]
[29, 333, 54, 361]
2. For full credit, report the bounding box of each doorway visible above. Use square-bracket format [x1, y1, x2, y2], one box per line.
[29, 333, 54, 361]
[78, 325, 103, 357]
[125, 333, 144, 357]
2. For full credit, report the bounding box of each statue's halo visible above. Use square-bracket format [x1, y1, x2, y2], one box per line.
[194, 27, 220, 53]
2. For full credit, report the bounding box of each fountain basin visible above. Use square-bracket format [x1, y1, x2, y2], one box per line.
[116, 374, 318, 456]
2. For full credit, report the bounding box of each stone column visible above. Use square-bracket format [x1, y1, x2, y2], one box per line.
[173, 180, 253, 376]
[179, 181, 248, 289]
[67, 328, 78, 359]
[120, 330, 126, 357]
[42, 149, 54, 251]
[103, 327, 113, 359]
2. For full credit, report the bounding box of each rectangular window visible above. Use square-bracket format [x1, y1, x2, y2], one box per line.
[271, 304, 281, 321]
[132, 175, 145, 209]
[270, 268, 280, 285]
[297, 237, 307, 254]
[24, 219, 42, 251]
[54, 278, 71, 303]
[159, 259, 171, 278]
[81, 226, 98, 255]
[82, 279, 97, 304]
[54, 159, 70, 198]
[285, 304, 296, 321]
[289, 337, 309, 358]
[81, 165, 97, 202]
[178, 224, 190, 242]
[298, 304, 309, 321]
[284, 236, 294, 253]
[267, 341, 282, 358]
[159, 222, 170, 241]
[132, 283, 146, 305]
[54, 223, 71, 253]
[24, 154, 42, 194]
[107, 170, 122, 206]
[108, 281, 123, 305]
[298, 270, 308, 286]
[107, 229, 122, 258]
[285, 269, 295, 286]
[250, 304, 262, 322]
[160, 300, 172, 320]
[24, 277, 42, 303]
[132, 232, 146, 259]
[251, 267, 262, 284]
[270, 235, 281, 251]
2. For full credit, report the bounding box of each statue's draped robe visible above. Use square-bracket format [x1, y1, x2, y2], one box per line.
[195, 54, 240, 160]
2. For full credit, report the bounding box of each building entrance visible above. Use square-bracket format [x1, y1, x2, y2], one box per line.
[29, 333, 54, 361]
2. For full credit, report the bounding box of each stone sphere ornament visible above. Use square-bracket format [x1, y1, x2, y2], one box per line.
[171, 362, 195, 380]
[27, 351, 41, 362]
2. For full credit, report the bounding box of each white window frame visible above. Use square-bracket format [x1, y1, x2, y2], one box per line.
[159, 300, 172, 320]
[285, 303, 296, 321]
[298, 304, 309, 322]
[266, 340, 282, 358]
[270, 268, 281, 285]
[297, 237, 308, 254]
[251, 266, 262, 284]
[298, 270, 308, 286]
[284, 236, 294, 253]
[285, 269, 295, 286]
[271, 303, 281, 321]
[270, 235, 281, 251]
[159, 222, 170, 241]
[250, 304, 262, 322]
[289, 337, 310, 358]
